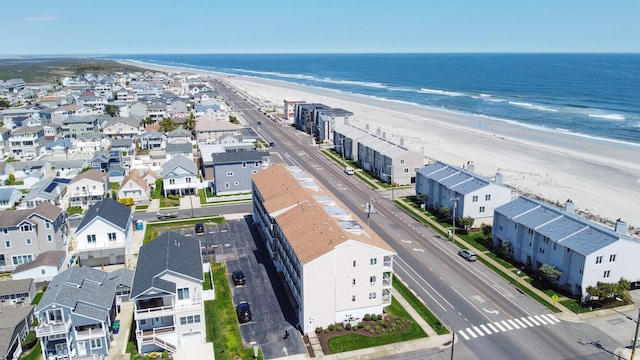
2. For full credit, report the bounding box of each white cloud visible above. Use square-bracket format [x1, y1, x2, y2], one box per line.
[21, 15, 60, 22]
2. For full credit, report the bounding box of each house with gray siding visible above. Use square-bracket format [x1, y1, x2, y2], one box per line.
[0, 202, 69, 272]
[492, 197, 640, 298]
[139, 131, 166, 150]
[62, 116, 102, 139]
[35, 266, 133, 359]
[211, 151, 270, 195]
[0, 188, 22, 210]
[9, 126, 46, 159]
[0, 303, 34, 360]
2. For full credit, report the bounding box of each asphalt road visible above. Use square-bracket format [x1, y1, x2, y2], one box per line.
[214, 79, 624, 359]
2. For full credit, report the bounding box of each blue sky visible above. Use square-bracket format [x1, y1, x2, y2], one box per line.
[3, 0, 639, 55]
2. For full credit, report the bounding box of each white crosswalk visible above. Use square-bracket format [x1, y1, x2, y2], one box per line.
[458, 314, 561, 340]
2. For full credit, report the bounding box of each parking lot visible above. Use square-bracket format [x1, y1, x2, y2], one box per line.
[168, 217, 307, 359]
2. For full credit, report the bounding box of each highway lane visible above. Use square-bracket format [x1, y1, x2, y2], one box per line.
[214, 79, 617, 359]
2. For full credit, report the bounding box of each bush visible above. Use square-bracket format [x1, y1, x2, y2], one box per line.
[345, 323, 351, 330]
[324, 328, 330, 333]
[161, 351, 169, 359]
[377, 314, 383, 320]
[358, 321, 363, 328]
[328, 324, 335, 331]
[336, 326, 343, 331]
[315, 327, 323, 333]
[375, 326, 381, 334]
[386, 328, 393, 333]
[22, 331, 37, 351]
[168, 194, 180, 200]
[364, 325, 371, 332]
[363, 314, 370, 321]
[352, 325, 358, 330]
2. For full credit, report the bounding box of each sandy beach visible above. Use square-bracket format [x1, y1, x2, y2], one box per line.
[121, 60, 640, 232]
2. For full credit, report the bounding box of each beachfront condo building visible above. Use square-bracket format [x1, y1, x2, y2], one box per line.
[415, 160, 514, 227]
[493, 197, 640, 298]
[293, 103, 354, 141]
[252, 164, 396, 334]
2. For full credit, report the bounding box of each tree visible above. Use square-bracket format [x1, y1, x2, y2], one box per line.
[538, 263, 563, 285]
[460, 216, 475, 231]
[183, 112, 196, 133]
[481, 224, 493, 237]
[438, 206, 451, 220]
[586, 278, 631, 304]
[159, 117, 178, 132]
[0, 98, 11, 109]
[141, 116, 154, 126]
[416, 193, 427, 209]
[104, 104, 120, 117]
[499, 239, 512, 259]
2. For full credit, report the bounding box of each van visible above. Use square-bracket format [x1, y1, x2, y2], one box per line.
[344, 166, 354, 175]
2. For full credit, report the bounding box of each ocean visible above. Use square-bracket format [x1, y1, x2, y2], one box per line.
[108, 53, 640, 145]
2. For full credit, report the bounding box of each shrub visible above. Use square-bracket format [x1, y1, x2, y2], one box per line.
[375, 326, 381, 334]
[352, 325, 358, 330]
[358, 321, 363, 328]
[363, 313, 370, 321]
[315, 327, 323, 333]
[386, 328, 393, 333]
[324, 328, 330, 333]
[22, 331, 37, 350]
[336, 326, 343, 331]
[328, 324, 335, 331]
[364, 325, 371, 332]
[161, 351, 169, 359]
[377, 314, 383, 320]
[345, 323, 351, 330]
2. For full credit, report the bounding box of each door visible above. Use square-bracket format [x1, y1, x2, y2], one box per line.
[77, 341, 87, 356]
[181, 332, 202, 347]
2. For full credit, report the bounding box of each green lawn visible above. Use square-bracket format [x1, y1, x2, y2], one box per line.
[393, 280, 449, 335]
[203, 272, 212, 290]
[30, 292, 43, 305]
[206, 263, 262, 360]
[20, 340, 41, 360]
[159, 197, 180, 208]
[327, 297, 427, 353]
[152, 179, 163, 199]
[66, 206, 83, 215]
[143, 216, 225, 244]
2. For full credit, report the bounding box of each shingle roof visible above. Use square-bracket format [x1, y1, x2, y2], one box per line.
[162, 154, 197, 177]
[0, 305, 34, 357]
[166, 142, 193, 154]
[212, 151, 269, 164]
[0, 202, 62, 227]
[0, 279, 33, 297]
[77, 198, 131, 232]
[12, 250, 66, 274]
[70, 169, 106, 184]
[130, 232, 203, 299]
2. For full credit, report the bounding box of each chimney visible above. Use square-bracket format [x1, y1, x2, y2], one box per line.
[564, 199, 575, 214]
[467, 161, 475, 173]
[614, 219, 628, 236]
[495, 172, 503, 185]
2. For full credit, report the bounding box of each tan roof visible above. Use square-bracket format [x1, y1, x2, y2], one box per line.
[252, 164, 393, 265]
[62, 104, 82, 112]
[120, 171, 147, 190]
[71, 169, 106, 184]
[0, 202, 63, 227]
[195, 116, 239, 132]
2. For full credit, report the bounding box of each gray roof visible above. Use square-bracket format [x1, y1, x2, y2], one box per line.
[166, 142, 193, 154]
[0, 305, 34, 357]
[0, 202, 63, 228]
[162, 154, 197, 177]
[0, 187, 20, 201]
[417, 161, 491, 195]
[0, 279, 34, 297]
[111, 138, 134, 147]
[166, 128, 192, 138]
[37, 266, 133, 322]
[77, 198, 131, 232]
[12, 250, 66, 274]
[212, 151, 269, 165]
[130, 231, 203, 299]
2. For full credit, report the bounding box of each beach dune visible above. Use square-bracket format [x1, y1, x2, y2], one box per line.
[120, 60, 640, 233]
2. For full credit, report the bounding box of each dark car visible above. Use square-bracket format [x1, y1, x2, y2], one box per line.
[232, 270, 246, 286]
[257, 121, 262, 125]
[195, 223, 204, 234]
[458, 249, 477, 262]
[236, 302, 252, 323]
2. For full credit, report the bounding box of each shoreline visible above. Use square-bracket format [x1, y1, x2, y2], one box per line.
[116, 59, 640, 231]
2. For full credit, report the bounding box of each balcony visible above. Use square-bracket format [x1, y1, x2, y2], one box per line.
[135, 300, 175, 320]
[74, 325, 106, 340]
[36, 315, 72, 337]
[137, 326, 177, 353]
[382, 289, 392, 304]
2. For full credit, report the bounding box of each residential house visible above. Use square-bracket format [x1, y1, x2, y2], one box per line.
[293, 103, 331, 134]
[117, 171, 149, 204]
[0, 304, 34, 360]
[147, 104, 167, 121]
[19, 178, 69, 209]
[53, 160, 88, 179]
[90, 150, 122, 173]
[61, 115, 102, 138]
[110, 138, 135, 154]
[101, 117, 141, 139]
[194, 90, 219, 105]
[43, 123, 63, 141]
[0, 188, 22, 210]
[71, 132, 110, 155]
[252, 164, 396, 334]
[161, 155, 198, 196]
[12, 160, 52, 180]
[35, 266, 133, 359]
[68, 170, 108, 209]
[129, 102, 148, 119]
[0, 202, 69, 272]
[75, 198, 132, 267]
[493, 197, 640, 298]
[194, 115, 241, 144]
[0, 279, 36, 305]
[415, 160, 514, 226]
[166, 128, 192, 144]
[0, 127, 11, 158]
[210, 151, 270, 195]
[11, 250, 67, 282]
[166, 143, 193, 161]
[130, 232, 206, 354]
[108, 165, 127, 185]
[193, 103, 228, 121]
[139, 131, 167, 150]
[9, 126, 46, 159]
[45, 138, 71, 156]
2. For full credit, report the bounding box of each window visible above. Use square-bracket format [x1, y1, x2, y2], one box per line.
[5, 241, 10, 248]
[479, 206, 485, 213]
[87, 234, 96, 243]
[90, 338, 102, 349]
[609, 254, 616, 262]
[108, 232, 117, 241]
[20, 224, 32, 232]
[48, 309, 63, 322]
[603, 270, 610, 278]
[352, 260, 356, 267]
[12, 255, 33, 265]
[186, 177, 192, 183]
[177, 287, 190, 300]
[26, 239, 32, 245]
[180, 315, 201, 325]
[352, 279, 356, 285]
[226, 171, 233, 176]
[404, 168, 409, 173]
[400, 159, 405, 164]
[45, 222, 51, 229]
[41, 269, 46, 275]
[48, 235, 52, 242]
[485, 194, 491, 201]
[369, 292, 377, 299]
[370, 276, 376, 285]
[472, 196, 478, 202]
[2, 228, 7, 234]
[242, 162, 247, 168]
[352, 295, 356, 302]
[252, 170, 258, 174]
[370, 258, 377, 265]
[169, 179, 175, 185]
[595, 256, 602, 264]
[254, 162, 259, 167]
[224, 182, 230, 189]
[234, 181, 240, 186]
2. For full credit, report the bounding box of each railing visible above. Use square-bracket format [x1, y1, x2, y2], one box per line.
[137, 326, 177, 353]
[75, 327, 106, 340]
[134, 304, 174, 319]
[382, 278, 392, 287]
[36, 315, 72, 337]
[382, 294, 391, 304]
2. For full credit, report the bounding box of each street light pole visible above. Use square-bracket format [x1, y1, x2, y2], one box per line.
[451, 197, 459, 244]
[631, 307, 640, 360]
[450, 327, 455, 360]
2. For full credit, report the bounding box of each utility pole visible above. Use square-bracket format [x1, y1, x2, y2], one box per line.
[632, 307, 640, 360]
[450, 327, 455, 360]
[367, 198, 372, 226]
[451, 196, 459, 244]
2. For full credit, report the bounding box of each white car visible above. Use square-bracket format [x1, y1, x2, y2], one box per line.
[68, 214, 84, 221]
[344, 166, 355, 175]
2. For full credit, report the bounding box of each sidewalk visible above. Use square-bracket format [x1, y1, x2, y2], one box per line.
[107, 301, 134, 360]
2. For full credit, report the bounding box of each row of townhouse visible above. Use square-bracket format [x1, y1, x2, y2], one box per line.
[252, 164, 396, 334]
[293, 103, 354, 141]
[414, 159, 640, 298]
[32, 230, 206, 358]
[334, 123, 424, 186]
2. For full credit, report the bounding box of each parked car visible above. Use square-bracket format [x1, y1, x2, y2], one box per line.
[157, 212, 178, 220]
[236, 302, 252, 323]
[68, 213, 84, 221]
[195, 223, 205, 234]
[232, 270, 246, 286]
[458, 249, 477, 262]
[344, 166, 355, 175]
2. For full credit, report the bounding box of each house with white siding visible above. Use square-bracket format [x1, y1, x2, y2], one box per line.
[161, 155, 199, 196]
[68, 170, 109, 209]
[74, 198, 132, 268]
[252, 164, 396, 334]
[492, 197, 640, 298]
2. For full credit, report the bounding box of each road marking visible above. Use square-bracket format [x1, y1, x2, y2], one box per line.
[401, 239, 412, 243]
[480, 324, 492, 334]
[520, 317, 534, 327]
[534, 315, 549, 325]
[493, 322, 507, 332]
[541, 314, 560, 324]
[507, 319, 521, 329]
[487, 323, 499, 333]
[473, 326, 485, 336]
[482, 308, 498, 314]
[513, 318, 527, 328]
[466, 328, 478, 338]
[413, 248, 424, 252]
[458, 330, 470, 340]
[460, 313, 560, 341]
[501, 321, 513, 330]
[527, 316, 541, 326]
